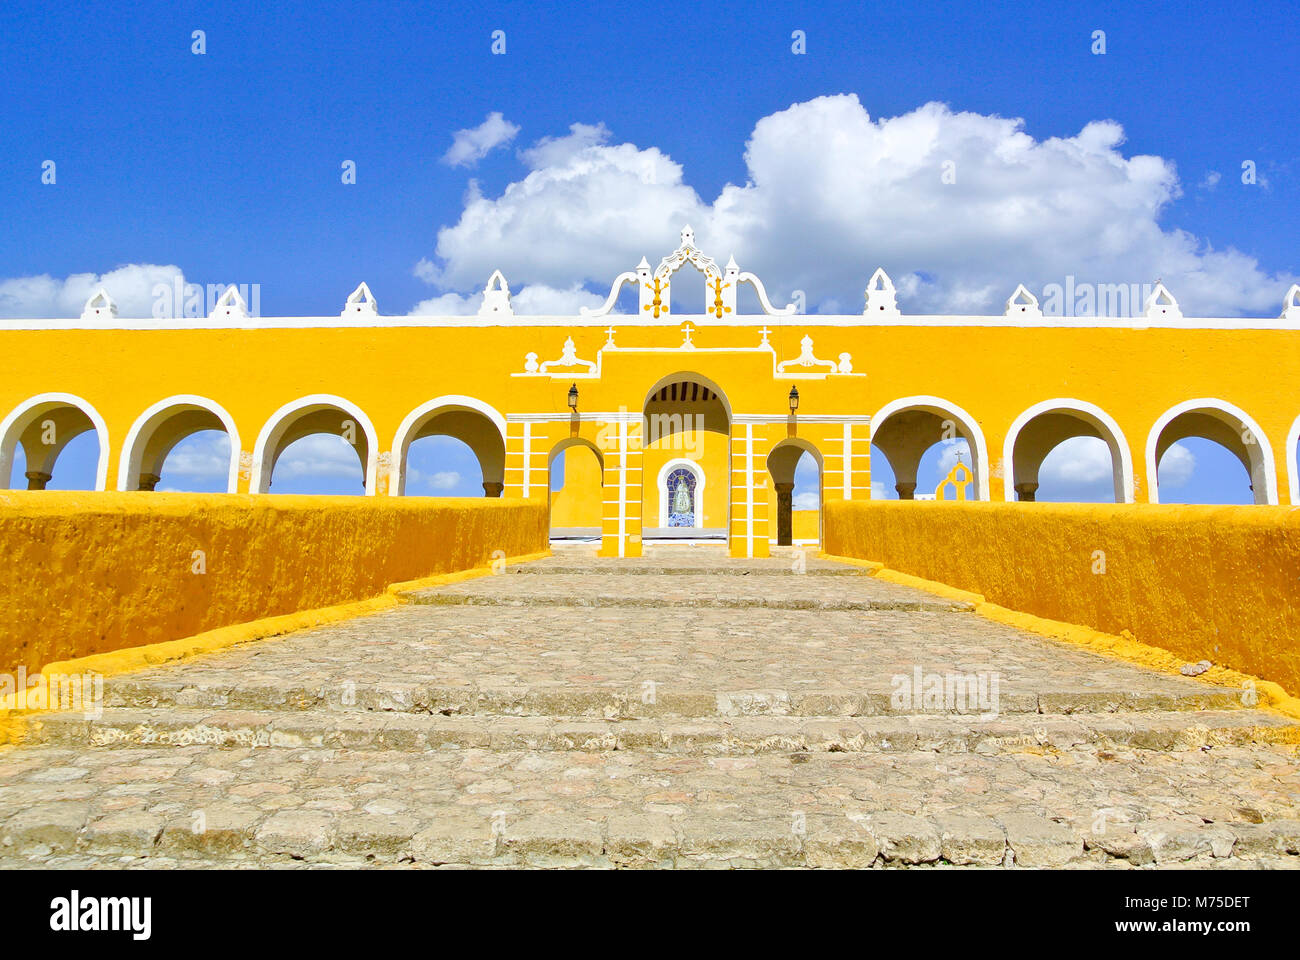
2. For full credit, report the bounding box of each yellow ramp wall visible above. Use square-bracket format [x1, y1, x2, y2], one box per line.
[0, 493, 548, 673]
[825, 501, 1300, 693]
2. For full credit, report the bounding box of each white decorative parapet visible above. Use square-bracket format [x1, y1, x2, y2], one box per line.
[80, 288, 117, 321]
[1143, 281, 1182, 322]
[581, 225, 796, 318]
[208, 285, 249, 320]
[863, 268, 900, 317]
[1281, 284, 1300, 324]
[341, 282, 378, 318]
[1005, 283, 1043, 320]
[479, 270, 513, 317]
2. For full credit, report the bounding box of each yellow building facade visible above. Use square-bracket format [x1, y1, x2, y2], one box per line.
[3, 227, 1300, 559]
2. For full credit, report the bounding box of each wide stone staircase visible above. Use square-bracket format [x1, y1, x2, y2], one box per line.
[2, 545, 1298, 868]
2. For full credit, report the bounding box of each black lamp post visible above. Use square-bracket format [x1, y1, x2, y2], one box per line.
[788, 386, 800, 414]
[567, 383, 579, 412]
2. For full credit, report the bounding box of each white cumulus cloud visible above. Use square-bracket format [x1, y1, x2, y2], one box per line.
[415, 96, 1295, 317]
[0, 263, 187, 319]
[441, 112, 521, 168]
[1158, 443, 1197, 487]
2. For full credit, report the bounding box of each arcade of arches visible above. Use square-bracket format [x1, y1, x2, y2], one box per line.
[3, 228, 1299, 556]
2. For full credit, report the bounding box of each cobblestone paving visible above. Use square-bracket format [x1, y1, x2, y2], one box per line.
[1, 545, 1297, 869]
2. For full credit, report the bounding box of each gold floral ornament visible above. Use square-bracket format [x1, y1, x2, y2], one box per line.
[643, 276, 670, 318]
[710, 275, 732, 319]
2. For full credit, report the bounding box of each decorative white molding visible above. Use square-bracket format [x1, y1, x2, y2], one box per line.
[864, 268, 900, 317]
[342, 282, 378, 318]
[1282, 284, 1300, 324]
[777, 335, 838, 374]
[1143, 282, 1181, 322]
[737, 270, 797, 316]
[479, 270, 513, 318]
[581, 272, 637, 318]
[81, 288, 117, 321]
[1005, 284, 1042, 320]
[209, 285, 249, 320]
[538, 336, 596, 373]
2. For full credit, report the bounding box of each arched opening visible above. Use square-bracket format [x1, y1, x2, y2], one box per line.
[549, 438, 604, 540]
[251, 395, 377, 495]
[118, 396, 240, 492]
[1147, 400, 1277, 505]
[1286, 414, 1300, 505]
[870, 397, 989, 500]
[391, 396, 506, 497]
[642, 374, 730, 540]
[1004, 400, 1133, 503]
[0, 393, 109, 491]
[767, 440, 823, 546]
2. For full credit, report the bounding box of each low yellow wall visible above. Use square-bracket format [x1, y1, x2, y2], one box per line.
[0, 492, 548, 673]
[825, 501, 1300, 693]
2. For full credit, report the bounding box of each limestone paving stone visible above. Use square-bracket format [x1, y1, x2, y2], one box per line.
[0, 547, 1297, 869]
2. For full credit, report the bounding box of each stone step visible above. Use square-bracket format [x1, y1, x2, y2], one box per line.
[506, 561, 860, 577]
[28, 706, 1298, 755]
[99, 676, 1252, 717]
[2, 744, 1297, 868]
[405, 572, 970, 611]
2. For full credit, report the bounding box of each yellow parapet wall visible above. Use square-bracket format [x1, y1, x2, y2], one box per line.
[0, 492, 548, 674]
[824, 500, 1300, 693]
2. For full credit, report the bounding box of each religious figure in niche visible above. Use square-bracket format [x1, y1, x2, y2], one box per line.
[665, 467, 697, 527]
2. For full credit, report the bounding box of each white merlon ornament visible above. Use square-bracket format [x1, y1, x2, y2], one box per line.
[1005, 283, 1043, 320]
[81, 288, 117, 321]
[209, 285, 249, 320]
[777, 335, 837, 373]
[341, 281, 378, 318]
[1281, 284, 1300, 324]
[864, 268, 900, 317]
[1143, 281, 1181, 321]
[479, 270, 513, 317]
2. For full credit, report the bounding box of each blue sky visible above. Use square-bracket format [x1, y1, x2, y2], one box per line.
[1, 0, 1293, 503]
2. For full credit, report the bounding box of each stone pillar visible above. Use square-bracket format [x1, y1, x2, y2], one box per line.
[139, 473, 161, 491]
[1014, 482, 1038, 502]
[25, 471, 51, 491]
[774, 482, 794, 546]
[482, 481, 504, 497]
[895, 481, 917, 500]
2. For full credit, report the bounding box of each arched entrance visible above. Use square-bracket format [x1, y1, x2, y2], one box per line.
[642, 373, 730, 540]
[1003, 399, 1134, 502]
[870, 396, 989, 500]
[251, 395, 378, 494]
[767, 439, 823, 546]
[549, 437, 604, 540]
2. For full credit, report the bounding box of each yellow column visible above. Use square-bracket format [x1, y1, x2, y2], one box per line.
[729, 420, 771, 558]
[599, 415, 643, 558]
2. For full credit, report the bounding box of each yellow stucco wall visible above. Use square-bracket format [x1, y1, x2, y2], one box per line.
[792, 509, 820, 541]
[549, 442, 604, 528]
[0, 492, 547, 673]
[824, 500, 1300, 693]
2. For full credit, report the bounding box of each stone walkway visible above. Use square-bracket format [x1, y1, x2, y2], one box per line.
[2, 544, 1298, 868]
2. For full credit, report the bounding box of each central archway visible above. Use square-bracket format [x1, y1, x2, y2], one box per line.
[641, 373, 731, 540]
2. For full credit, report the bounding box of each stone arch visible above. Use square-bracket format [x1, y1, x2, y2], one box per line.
[870, 396, 990, 500]
[0, 392, 110, 490]
[642, 372, 731, 537]
[391, 395, 507, 496]
[1002, 398, 1134, 503]
[548, 437, 605, 537]
[251, 394, 378, 494]
[767, 437, 824, 545]
[117, 395, 241, 492]
[1146, 398, 1278, 505]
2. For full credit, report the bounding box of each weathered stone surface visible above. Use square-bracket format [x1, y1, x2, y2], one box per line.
[935, 813, 1005, 865]
[1001, 814, 1083, 867]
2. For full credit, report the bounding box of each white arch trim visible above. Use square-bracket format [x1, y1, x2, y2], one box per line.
[643, 372, 733, 421]
[0, 392, 110, 491]
[117, 395, 241, 492]
[1287, 414, 1300, 506]
[656, 457, 706, 527]
[1002, 398, 1136, 503]
[389, 395, 509, 496]
[870, 395, 991, 501]
[250, 394, 379, 495]
[1145, 398, 1278, 505]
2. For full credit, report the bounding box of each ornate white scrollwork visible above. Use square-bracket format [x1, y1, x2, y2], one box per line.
[1280, 284, 1300, 324]
[777, 335, 838, 373]
[538, 336, 596, 373]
